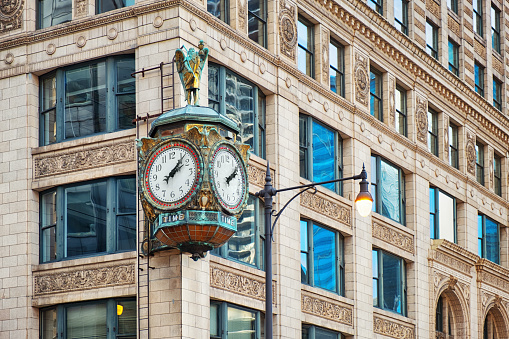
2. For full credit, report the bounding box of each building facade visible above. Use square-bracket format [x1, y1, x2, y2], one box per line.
[1, 0, 509, 337]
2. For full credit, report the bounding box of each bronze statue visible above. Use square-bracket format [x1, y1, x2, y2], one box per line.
[175, 40, 209, 106]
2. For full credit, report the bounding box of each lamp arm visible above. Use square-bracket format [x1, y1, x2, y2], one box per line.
[275, 173, 363, 194]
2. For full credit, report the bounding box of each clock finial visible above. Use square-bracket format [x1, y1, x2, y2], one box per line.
[175, 40, 209, 106]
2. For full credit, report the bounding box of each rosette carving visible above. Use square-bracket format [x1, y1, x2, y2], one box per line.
[0, 0, 23, 32]
[278, 0, 297, 60]
[354, 52, 369, 106]
[416, 96, 428, 144]
[466, 131, 476, 176]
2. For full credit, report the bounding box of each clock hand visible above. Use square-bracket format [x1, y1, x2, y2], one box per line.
[163, 154, 185, 183]
[225, 166, 238, 185]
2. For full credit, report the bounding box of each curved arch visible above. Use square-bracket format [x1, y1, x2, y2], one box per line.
[481, 298, 509, 339]
[433, 278, 470, 338]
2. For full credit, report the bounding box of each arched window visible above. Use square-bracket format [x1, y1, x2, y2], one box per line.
[484, 311, 499, 339]
[435, 294, 454, 338]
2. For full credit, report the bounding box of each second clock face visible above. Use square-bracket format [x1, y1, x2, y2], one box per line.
[145, 142, 201, 208]
[210, 144, 247, 213]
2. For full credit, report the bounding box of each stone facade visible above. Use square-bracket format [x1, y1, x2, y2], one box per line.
[2, 0, 509, 338]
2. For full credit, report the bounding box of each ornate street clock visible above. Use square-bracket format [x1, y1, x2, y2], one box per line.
[137, 41, 250, 260]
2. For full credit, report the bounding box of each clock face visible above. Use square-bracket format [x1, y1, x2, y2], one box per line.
[144, 141, 202, 209]
[210, 144, 247, 213]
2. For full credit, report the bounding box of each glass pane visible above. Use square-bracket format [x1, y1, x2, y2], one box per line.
[118, 178, 136, 214]
[302, 325, 309, 339]
[117, 215, 136, 251]
[229, 196, 256, 265]
[208, 0, 228, 22]
[67, 303, 107, 339]
[116, 59, 135, 93]
[429, 188, 435, 239]
[42, 76, 57, 111]
[117, 94, 136, 130]
[312, 121, 335, 191]
[380, 160, 401, 222]
[41, 308, 57, 339]
[372, 250, 378, 307]
[438, 192, 455, 243]
[210, 303, 220, 337]
[297, 20, 311, 50]
[478, 215, 484, 257]
[65, 181, 107, 258]
[301, 220, 308, 283]
[382, 252, 403, 314]
[40, 0, 72, 28]
[42, 191, 57, 227]
[208, 64, 220, 108]
[118, 300, 136, 335]
[98, 0, 133, 13]
[225, 72, 255, 149]
[42, 227, 57, 262]
[313, 224, 336, 292]
[329, 43, 338, 69]
[315, 327, 338, 339]
[227, 306, 256, 339]
[248, 14, 266, 47]
[485, 218, 499, 264]
[42, 192, 57, 262]
[42, 108, 57, 145]
[394, 0, 402, 24]
[65, 62, 107, 139]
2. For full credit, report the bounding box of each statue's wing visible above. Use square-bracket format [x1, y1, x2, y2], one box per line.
[199, 47, 209, 69]
[175, 49, 186, 73]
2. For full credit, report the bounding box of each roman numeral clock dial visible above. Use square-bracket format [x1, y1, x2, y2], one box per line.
[143, 140, 203, 209]
[210, 142, 248, 214]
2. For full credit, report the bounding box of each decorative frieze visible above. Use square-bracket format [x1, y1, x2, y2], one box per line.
[373, 315, 415, 339]
[414, 21, 425, 34]
[0, 0, 23, 33]
[34, 139, 135, 178]
[210, 264, 270, 302]
[474, 39, 486, 58]
[278, 0, 297, 60]
[464, 34, 474, 46]
[247, 162, 274, 187]
[414, 36, 426, 48]
[443, 114, 449, 162]
[34, 264, 135, 295]
[354, 52, 369, 106]
[414, 5, 425, 17]
[416, 95, 428, 144]
[492, 56, 503, 75]
[448, 15, 460, 36]
[464, 7, 473, 18]
[464, 49, 474, 60]
[431, 250, 472, 275]
[301, 291, 353, 326]
[478, 271, 509, 291]
[466, 131, 476, 176]
[372, 221, 414, 254]
[300, 191, 351, 227]
[426, 0, 440, 19]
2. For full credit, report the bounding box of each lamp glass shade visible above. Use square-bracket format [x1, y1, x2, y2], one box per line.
[355, 192, 373, 217]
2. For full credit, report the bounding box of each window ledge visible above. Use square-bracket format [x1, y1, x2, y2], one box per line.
[373, 308, 415, 333]
[372, 214, 415, 261]
[33, 251, 136, 273]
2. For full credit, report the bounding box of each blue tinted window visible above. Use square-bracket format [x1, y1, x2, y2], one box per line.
[373, 249, 406, 316]
[485, 218, 499, 264]
[312, 121, 335, 190]
[313, 224, 336, 292]
[381, 159, 401, 222]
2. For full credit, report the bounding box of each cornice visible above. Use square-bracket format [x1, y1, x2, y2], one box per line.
[429, 240, 479, 276]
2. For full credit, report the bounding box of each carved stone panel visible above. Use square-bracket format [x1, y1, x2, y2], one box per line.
[492, 56, 504, 75]
[389, 76, 396, 128]
[301, 291, 353, 326]
[372, 221, 414, 254]
[248, 162, 274, 187]
[474, 39, 487, 58]
[238, 0, 247, 32]
[354, 51, 369, 106]
[322, 28, 329, 84]
[466, 130, 476, 176]
[488, 146, 494, 190]
[0, 0, 23, 33]
[426, 0, 440, 18]
[300, 191, 351, 227]
[34, 139, 135, 178]
[432, 250, 472, 275]
[278, 0, 297, 60]
[448, 15, 460, 36]
[416, 95, 428, 144]
[34, 264, 135, 295]
[443, 114, 449, 162]
[75, 0, 88, 17]
[373, 315, 415, 338]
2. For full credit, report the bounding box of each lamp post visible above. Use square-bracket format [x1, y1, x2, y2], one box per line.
[255, 163, 373, 339]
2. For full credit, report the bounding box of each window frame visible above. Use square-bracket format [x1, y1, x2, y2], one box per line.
[473, 0, 484, 37]
[39, 55, 136, 146]
[478, 214, 500, 264]
[475, 62, 485, 97]
[394, 0, 408, 35]
[39, 176, 136, 264]
[37, 0, 72, 29]
[302, 324, 345, 339]
[96, 0, 134, 14]
[427, 108, 438, 157]
[247, 0, 267, 48]
[299, 114, 343, 195]
[369, 0, 383, 15]
[210, 301, 264, 339]
[207, 0, 230, 23]
[447, 0, 458, 14]
[300, 219, 345, 295]
[426, 20, 439, 60]
[476, 141, 485, 185]
[208, 63, 266, 158]
[429, 187, 457, 243]
[449, 123, 459, 169]
[448, 39, 459, 76]
[370, 68, 383, 121]
[494, 153, 502, 196]
[372, 248, 407, 316]
[491, 4, 501, 53]
[370, 155, 406, 225]
[493, 78, 502, 111]
[329, 38, 345, 97]
[297, 15, 315, 78]
[395, 85, 407, 136]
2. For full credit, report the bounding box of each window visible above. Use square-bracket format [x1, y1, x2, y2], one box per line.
[40, 56, 135, 146]
[427, 108, 438, 156]
[426, 21, 439, 60]
[492, 5, 501, 53]
[208, 63, 266, 158]
[369, 0, 383, 15]
[476, 141, 485, 185]
[299, 115, 342, 194]
[208, 0, 229, 23]
[448, 39, 459, 76]
[494, 154, 502, 196]
[394, 0, 408, 35]
[210, 301, 264, 339]
[40, 298, 136, 339]
[370, 69, 383, 121]
[449, 123, 459, 169]
[372, 249, 407, 316]
[478, 214, 499, 264]
[38, 0, 72, 28]
[493, 78, 502, 111]
[248, 0, 267, 48]
[301, 219, 344, 294]
[484, 311, 500, 339]
[298, 16, 314, 78]
[212, 195, 264, 269]
[475, 63, 485, 97]
[430, 187, 456, 243]
[474, 0, 483, 37]
[96, 0, 134, 14]
[329, 39, 345, 97]
[40, 176, 136, 263]
[395, 86, 407, 136]
[447, 0, 458, 14]
[370, 155, 406, 225]
[436, 294, 453, 337]
[302, 325, 345, 339]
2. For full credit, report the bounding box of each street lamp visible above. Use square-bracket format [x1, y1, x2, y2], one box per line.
[255, 163, 373, 339]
